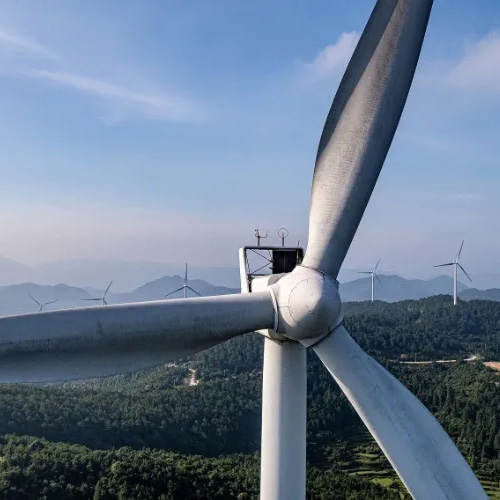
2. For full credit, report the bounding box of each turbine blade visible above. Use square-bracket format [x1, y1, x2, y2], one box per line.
[433, 263, 454, 268]
[186, 286, 202, 297]
[28, 294, 41, 307]
[185, 263, 188, 284]
[104, 280, 113, 297]
[375, 273, 383, 288]
[357, 271, 372, 274]
[312, 326, 487, 499]
[374, 257, 381, 273]
[165, 287, 184, 298]
[0, 292, 274, 383]
[302, 0, 433, 278]
[457, 240, 465, 261]
[458, 263, 473, 283]
[82, 298, 101, 301]
[44, 300, 58, 306]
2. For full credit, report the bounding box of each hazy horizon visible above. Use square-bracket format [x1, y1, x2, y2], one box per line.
[1, 1, 500, 289]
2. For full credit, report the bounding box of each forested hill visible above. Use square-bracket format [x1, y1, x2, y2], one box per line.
[343, 295, 500, 361]
[1, 295, 500, 498]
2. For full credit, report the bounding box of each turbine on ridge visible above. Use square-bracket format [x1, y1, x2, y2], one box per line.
[164, 263, 201, 299]
[358, 257, 382, 302]
[434, 240, 472, 305]
[82, 280, 113, 306]
[28, 294, 58, 313]
[0, 2, 487, 499]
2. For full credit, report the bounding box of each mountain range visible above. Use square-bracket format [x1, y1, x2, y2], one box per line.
[1, 272, 500, 318]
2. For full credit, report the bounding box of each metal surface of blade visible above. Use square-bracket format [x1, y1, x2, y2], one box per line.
[458, 263, 472, 283]
[302, 0, 433, 277]
[0, 292, 274, 383]
[313, 326, 487, 500]
[434, 263, 454, 268]
[373, 257, 381, 272]
[375, 273, 383, 288]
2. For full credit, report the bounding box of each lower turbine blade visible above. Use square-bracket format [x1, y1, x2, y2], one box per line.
[312, 326, 487, 499]
[0, 292, 274, 383]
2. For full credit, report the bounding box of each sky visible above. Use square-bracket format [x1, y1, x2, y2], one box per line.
[1, 1, 500, 286]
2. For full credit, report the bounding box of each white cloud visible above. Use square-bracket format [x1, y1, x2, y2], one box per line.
[297, 32, 360, 83]
[449, 31, 500, 92]
[0, 25, 58, 60]
[27, 69, 201, 121]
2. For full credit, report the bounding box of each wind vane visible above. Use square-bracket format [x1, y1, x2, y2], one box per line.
[278, 228, 289, 247]
[255, 227, 268, 247]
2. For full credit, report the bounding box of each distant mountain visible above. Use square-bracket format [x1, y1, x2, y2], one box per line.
[459, 288, 500, 302]
[340, 274, 468, 303]
[0, 276, 237, 317]
[111, 276, 238, 304]
[0, 283, 91, 316]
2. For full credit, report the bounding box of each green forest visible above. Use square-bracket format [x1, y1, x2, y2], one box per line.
[1, 295, 500, 499]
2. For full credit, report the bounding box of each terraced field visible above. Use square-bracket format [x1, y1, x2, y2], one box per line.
[334, 431, 500, 499]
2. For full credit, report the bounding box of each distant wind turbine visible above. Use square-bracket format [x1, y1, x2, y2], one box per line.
[165, 263, 201, 299]
[358, 257, 382, 302]
[82, 281, 113, 306]
[434, 240, 472, 305]
[28, 294, 57, 313]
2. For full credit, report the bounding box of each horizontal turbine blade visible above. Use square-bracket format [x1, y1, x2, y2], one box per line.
[0, 292, 274, 383]
[313, 326, 487, 499]
[458, 263, 473, 283]
[302, 0, 433, 278]
[433, 263, 454, 268]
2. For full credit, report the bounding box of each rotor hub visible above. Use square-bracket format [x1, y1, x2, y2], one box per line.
[269, 266, 342, 344]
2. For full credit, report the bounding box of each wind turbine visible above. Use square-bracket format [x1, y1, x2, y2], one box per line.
[434, 240, 472, 305]
[82, 280, 113, 306]
[28, 294, 57, 313]
[358, 257, 382, 302]
[0, 2, 487, 499]
[164, 263, 201, 299]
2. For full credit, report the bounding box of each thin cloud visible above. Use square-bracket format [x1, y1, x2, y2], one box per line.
[0, 25, 59, 60]
[448, 31, 500, 92]
[27, 69, 201, 121]
[297, 32, 360, 83]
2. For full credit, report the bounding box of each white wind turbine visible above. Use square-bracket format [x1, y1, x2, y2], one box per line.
[434, 240, 472, 305]
[0, 2, 487, 499]
[358, 257, 382, 302]
[82, 280, 113, 306]
[28, 294, 58, 313]
[165, 263, 201, 299]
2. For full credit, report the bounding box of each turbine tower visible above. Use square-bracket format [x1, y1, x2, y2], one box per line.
[358, 257, 382, 302]
[28, 294, 57, 313]
[0, 2, 487, 499]
[434, 240, 472, 305]
[82, 280, 113, 306]
[165, 263, 201, 299]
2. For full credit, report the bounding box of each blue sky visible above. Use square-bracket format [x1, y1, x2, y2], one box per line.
[1, 1, 500, 285]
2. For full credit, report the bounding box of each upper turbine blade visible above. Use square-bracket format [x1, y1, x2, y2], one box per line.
[312, 326, 487, 499]
[302, 0, 433, 278]
[457, 240, 465, 261]
[374, 257, 381, 273]
[0, 292, 274, 383]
